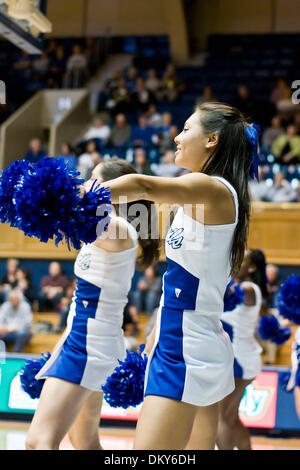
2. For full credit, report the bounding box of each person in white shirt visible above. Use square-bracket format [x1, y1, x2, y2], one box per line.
[83, 117, 111, 143]
[0, 290, 33, 352]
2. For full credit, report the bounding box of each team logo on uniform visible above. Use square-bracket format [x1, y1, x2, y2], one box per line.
[166, 227, 184, 250]
[76, 252, 92, 270]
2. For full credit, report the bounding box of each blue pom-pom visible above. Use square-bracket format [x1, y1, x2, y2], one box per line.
[102, 344, 148, 409]
[19, 352, 51, 399]
[0, 157, 112, 249]
[0, 160, 33, 226]
[258, 315, 291, 345]
[277, 276, 300, 325]
[223, 280, 245, 312]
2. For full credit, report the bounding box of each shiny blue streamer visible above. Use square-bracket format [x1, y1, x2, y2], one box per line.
[245, 122, 261, 181]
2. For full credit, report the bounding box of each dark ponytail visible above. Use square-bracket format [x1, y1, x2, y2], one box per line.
[197, 102, 253, 278]
[248, 249, 270, 301]
[99, 157, 160, 269]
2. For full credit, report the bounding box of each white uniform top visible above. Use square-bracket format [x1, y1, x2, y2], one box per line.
[37, 217, 139, 391]
[74, 217, 138, 331]
[221, 281, 263, 379]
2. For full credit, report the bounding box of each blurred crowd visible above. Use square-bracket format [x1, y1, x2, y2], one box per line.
[20, 59, 300, 203]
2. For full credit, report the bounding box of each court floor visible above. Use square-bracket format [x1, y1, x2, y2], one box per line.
[1, 420, 300, 450]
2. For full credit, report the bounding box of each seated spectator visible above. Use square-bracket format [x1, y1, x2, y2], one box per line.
[134, 148, 153, 176]
[158, 112, 173, 138]
[77, 140, 99, 180]
[110, 113, 132, 148]
[66, 44, 88, 87]
[38, 261, 69, 312]
[262, 171, 298, 203]
[261, 116, 285, 154]
[49, 45, 67, 87]
[132, 265, 162, 316]
[153, 150, 181, 178]
[32, 51, 49, 78]
[131, 77, 156, 113]
[46, 39, 58, 60]
[15, 268, 35, 306]
[83, 116, 111, 143]
[145, 68, 161, 99]
[293, 111, 300, 135]
[57, 142, 77, 171]
[24, 138, 47, 163]
[196, 86, 217, 105]
[111, 79, 131, 115]
[248, 166, 269, 201]
[0, 290, 33, 352]
[159, 63, 185, 102]
[266, 264, 281, 308]
[124, 66, 138, 92]
[0, 258, 19, 303]
[131, 115, 154, 148]
[271, 78, 295, 116]
[13, 51, 32, 81]
[159, 124, 178, 153]
[122, 300, 139, 351]
[56, 278, 77, 333]
[233, 85, 255, 118]
[25, 72, 46, 98]
[271, 124, 300, 164]
[146, 104, 162, 128]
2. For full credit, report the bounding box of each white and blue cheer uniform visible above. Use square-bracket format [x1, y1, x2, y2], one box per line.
[144, 176, 237, 406]
[286, 327, 300, 391]
[221, 282, 263, 380]
[36, 217, 138, 391]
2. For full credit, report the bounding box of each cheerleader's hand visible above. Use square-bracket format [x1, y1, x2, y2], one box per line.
[78, 184, 87, 198]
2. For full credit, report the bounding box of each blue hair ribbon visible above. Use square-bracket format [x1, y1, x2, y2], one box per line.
[245, 123, 261, 181]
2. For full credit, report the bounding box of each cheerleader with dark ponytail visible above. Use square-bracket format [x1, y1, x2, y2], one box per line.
[25, 158, 159, 450]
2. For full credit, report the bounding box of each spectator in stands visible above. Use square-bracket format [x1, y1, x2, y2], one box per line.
[25, 73, 45, 98]
[124, 66, 138, 92]
[146, 104, 162, 128]
[265, 264, 281, 308]
[197, 86, 217, 105]
[13, 51, 32, 81]
[131, 115, 154, 148]
[233, 85, 255, 118]
[15, 267, 35, 306]
[109, 113, 132, 149]
[271, 124, 300, 164]
[49, 45, 67, 87]
[262, 171, 298, 203]
[66, 44, 88, 88]
[0, 290, 33, 352]
[145, 68, 161, 99]
[159, 63, 184, 102]
[134, 148, 153, 176]
[57, 142, 77, 171]
[159, 112, 173, 137]
[248, 166, 269, 201]
[32, 51, 50, 78]
[24, 138, 47, 163]
[122, 300, 139, 351]
[132, 264, 162, 316]
[111, 79, 131, 115]
[83, 116, 111, 143]
[56, 278, 77, 333]
[77, 140, 99, 180]
[153, 150, 181, 178]
[38, 261, 69, 312]
[106, 69, 123, 93]
[261, 115, 285, 154]
[159, 124, 179, 154]
[271, 78, 295, 115]
[131, 77, 156, 113]
[0, 258, 19, 303]
[46, 39, 58, 60]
